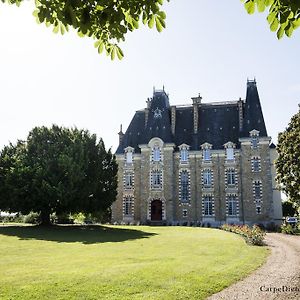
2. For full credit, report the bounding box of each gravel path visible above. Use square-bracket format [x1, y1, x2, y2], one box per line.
[207, 233, 300, 300]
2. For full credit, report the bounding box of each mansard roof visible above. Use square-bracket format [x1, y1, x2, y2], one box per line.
[116, 81, 268, 154]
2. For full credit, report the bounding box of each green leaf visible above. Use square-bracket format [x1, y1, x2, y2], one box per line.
[270, 17, 279, 31]
[98, 42, 104, 54]
[53, 25, 59, 34]
[111, 47, 116, 60]
[257, 0, 265, 13]
[244, 0, 255, 14]
[116, 46, 124, 60]
[148, 14, 155, 29]
[277, 25, 285, 39]
[267, 12, 276, 24]
[285, 23, 294, 37]
[155, 15, 165, 32]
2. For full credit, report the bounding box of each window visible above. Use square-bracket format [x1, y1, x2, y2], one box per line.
[180, 149, 188, 163]
[151, 170, 162, 188]
[203, 149, 211, 161]
[180, 171, 189, 202]
[203, 196, 213, 216]
[252, 137, 258, 149]
[228, 195, 238, 216]
[126, 151, 133, 164]
[256, 205, 261, 215]
[153, 147, 161, 162]
[124, 196, 133, 216]
[125, 173, 133, 189]
[203, 169, 212, 187]
[254, 181, 261, 199]
[183, 209, 188, 217]
[252, 157, 260, 172]
[227, 169, 235, 186]
[226, 147, 234, 160]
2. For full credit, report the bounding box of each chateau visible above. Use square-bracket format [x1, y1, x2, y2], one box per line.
[112, 80, 282, 226]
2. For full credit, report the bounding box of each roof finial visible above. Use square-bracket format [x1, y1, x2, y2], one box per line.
[163, 85, 165, 91]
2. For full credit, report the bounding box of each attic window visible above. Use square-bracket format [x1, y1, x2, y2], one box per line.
[125, 151, 133, 164]
[153, 146, 161, 162]
[203, 149, 211, 161]
[226, 148, 234, 160]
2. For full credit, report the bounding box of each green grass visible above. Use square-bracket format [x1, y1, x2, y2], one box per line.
[0, 225, 269, 300]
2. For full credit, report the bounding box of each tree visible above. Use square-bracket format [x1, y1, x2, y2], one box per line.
[282, 200, 298, 217]
[0, 125, 118, 225]
[242, 0, 300, 39]
[276, 110, 300, 209]
[1, 0, 168, 59]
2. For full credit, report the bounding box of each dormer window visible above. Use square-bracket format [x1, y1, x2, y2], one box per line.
[124, 147, 134, 164]
[201, 143, 212, 161]
[224, 142, 235, 161]
[180, 149, 188, 162]
[126, 152, 133, 164]
[203, 149, 211, 161]
[179, 144, 190, 163]
[153, 146, 161, 162]
[250, 130, 260, 149]
[226, 148, 234, 160]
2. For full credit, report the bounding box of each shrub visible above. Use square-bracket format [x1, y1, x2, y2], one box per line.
[280, 223, 300, 235]
[221, 224, 266, 246]
[23, 212, 40, 224]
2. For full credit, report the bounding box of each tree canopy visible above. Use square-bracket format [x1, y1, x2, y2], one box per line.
[0, 125, 118, 225]
[242, 0, 300, 39]
[276, 110, 300, 208]
[1, 0, 168, 59]
[1, 1, 299, 58]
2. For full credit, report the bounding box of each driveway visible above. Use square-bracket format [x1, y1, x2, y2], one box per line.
[207, 233, 300, 300]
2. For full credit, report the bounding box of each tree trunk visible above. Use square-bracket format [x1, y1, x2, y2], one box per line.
[40, 210, 51, 226]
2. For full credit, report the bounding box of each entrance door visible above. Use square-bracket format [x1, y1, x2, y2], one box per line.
[151, 200, 162, 221]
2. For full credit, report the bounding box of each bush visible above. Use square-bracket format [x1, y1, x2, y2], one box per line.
[23, 212, 40, 224]
[280, 223, 300, 235]
[221, 224, 266, 246]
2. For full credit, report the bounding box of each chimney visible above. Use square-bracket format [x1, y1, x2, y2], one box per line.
[192, 94, 202, 134]
[145, 98, 151, 127]
[238, 97, 243, 132]
[171, 105, 176, 135]
[118, 124, 124, 146]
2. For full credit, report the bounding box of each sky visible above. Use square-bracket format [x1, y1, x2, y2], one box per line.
[0, 1, 299, 152]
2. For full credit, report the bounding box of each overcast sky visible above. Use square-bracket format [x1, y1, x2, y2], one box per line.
[0, 1, 299, 151]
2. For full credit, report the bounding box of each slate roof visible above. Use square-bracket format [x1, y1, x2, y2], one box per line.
[116, 81, 268, 154]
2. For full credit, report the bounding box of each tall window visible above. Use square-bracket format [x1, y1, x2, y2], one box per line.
[228, 195, 238, 216]
[227, 169, 235, 186]
[203, 196, 213, 216]
[203, 169, 212, 187]
[125, 173, 133, 189]
[254, 181, 261, 200]
[180, 171, 189, 202]
[251, 137, 258, 149]
[124, 196, 133, 216]
[153, 146, 161, 162]
[252, 157, 260, 172]
[151, 170, 162, 188]
[126, 151, 133, 164]
[203, 149, 211, 161]
[226, 147, 234, 160]
[180, 149, 188, 163]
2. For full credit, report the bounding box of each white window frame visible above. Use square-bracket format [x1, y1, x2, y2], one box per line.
[228, 195, 238, 216]
[125, 173, 133, 189]
[126, 151, 133, 164]
[204, 196, 213, 216]
[180, 149, 188, 163]
[203, 169, 212, 187]
[203, 149, 211, 161]
[227, 169, 235, 186]
[153, 147, 161, 162]
[226, 147, 234, 160]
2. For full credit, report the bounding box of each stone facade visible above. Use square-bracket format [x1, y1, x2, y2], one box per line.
[112, 81, 282, 226]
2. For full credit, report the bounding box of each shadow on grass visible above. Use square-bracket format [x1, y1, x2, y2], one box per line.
[0, 225, 157, 244]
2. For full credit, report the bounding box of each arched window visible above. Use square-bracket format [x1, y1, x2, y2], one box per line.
[180, 149, 188, 163]
[228, 195, 238, 216]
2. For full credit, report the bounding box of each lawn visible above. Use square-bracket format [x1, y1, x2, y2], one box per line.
[0, 225, 269, 300]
